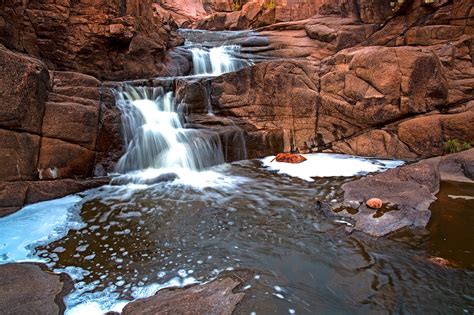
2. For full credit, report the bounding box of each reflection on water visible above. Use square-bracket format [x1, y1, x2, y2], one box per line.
[24, 163, 472, 314]
[427, 181, 474, 268]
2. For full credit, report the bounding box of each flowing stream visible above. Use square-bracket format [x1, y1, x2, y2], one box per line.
[0, 30, 473, 314]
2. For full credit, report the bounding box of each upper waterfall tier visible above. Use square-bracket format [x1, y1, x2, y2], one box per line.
[179, 29, 254, 76]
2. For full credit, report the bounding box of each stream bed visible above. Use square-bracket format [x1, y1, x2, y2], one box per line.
[0, 159, 473, 314]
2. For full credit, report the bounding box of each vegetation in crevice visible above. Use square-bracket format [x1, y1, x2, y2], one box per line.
[443, 139, 472, 154]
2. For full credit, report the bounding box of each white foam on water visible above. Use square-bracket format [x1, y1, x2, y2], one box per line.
[261, 153, 404, 181]
[65, 275, 199, 315]
[0, 195, 84, 263]
[448, 195, 474, 200]
[113, 166, 247, 190]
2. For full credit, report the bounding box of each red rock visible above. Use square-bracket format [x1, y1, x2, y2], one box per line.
[427, 256, 457, 268]
[272, 153, 307, 164]
[38, 138, 96, 179]
[24, 178, 110, 205]
[42, 102, 100, 150]
[0, 0, 184, 80]
[0, 44, 49, 134]
[366, 198, 383, 209]
[0, 129, 40, 181]
[122, 273, 248, 315]
[0, 263, 72, 314]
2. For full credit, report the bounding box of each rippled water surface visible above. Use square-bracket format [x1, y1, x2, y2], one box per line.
[2, 161, 474, 314]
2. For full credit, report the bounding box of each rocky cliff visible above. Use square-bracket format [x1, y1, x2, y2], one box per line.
[180, 0, 473, 158]
[0, 0, 184, 80]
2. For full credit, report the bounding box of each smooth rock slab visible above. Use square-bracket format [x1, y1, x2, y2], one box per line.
[340, 149, 474, 237]
[0, 263, 72, 315]
[122, 276, 246, 315]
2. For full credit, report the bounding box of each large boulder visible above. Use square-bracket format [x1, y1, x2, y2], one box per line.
[0, 263, 72, 315]
[0, 178, 108, 217]
[319, 46, 448, 131]
[123, 273, 249, 315]
[339, 149, 474, 237]
[0, 46, 116, 215]
[209, 60, 320, 155]
[334, 101, 474, 158]
[38, 138, 96, 180]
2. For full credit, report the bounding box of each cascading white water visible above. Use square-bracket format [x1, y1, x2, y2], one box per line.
[189, 45, 252, 76]
[112, 33, 253, 183]
[114, 85, 225, 177]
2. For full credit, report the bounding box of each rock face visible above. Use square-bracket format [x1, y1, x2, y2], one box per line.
[0, 46, 118, 215]
[0, 0, 184, 80]
[339, 149, 474, 237]
[0, 263, 72, 315]
[193, 0, 394, 30]
[188, 0, 473, 158]
[122, 274, 247, 315]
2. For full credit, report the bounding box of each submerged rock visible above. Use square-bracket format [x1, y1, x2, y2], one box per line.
[110, 173, 179, 186]
[122, 272, 249, 315]
[0, 263, 72, 315]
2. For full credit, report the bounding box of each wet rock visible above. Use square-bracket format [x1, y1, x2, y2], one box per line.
[122, 273, 248, 315]
[0, 263, 72, 315]
[427, 256, 458, 269]
[271, 153, 307, 164]
[340, 149, 474, 237]
[366, 198, 383, 209]
[110, 173, 179, 186]
[0, 178, 109, 217]
[24, 178, 110, 205]
[208, 60, 320, 155]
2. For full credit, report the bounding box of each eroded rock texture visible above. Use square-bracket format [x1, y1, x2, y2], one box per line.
[340, 148, 474, 236]
[185, 0, 473, 158]
[0, 0, 185, 80]
[0, 46, 116, 215]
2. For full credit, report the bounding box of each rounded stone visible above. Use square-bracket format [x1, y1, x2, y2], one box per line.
[366, 198, 383, 209]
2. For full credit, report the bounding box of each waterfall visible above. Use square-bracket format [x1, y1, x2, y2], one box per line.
[114, 85, 225, 176]
[112, 31, 253, 184]
[189, 45, 252, 76]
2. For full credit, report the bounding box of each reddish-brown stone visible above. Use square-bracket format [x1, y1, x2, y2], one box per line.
[0, 0, 184, 80]
[0, 45, 49, 134]
[366, 198, 383, 209]
[0, 264, 72, 314]
[38, 138, 96, 180]
[123, 275, 246, 315]
[271, 153, 307, 164]
[0, 129, 40, 181]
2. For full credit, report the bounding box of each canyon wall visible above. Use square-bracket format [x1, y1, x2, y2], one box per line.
[180, 0, 473, 158]
[0, 46, 116, 215]
[0, 0, 185, 80]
